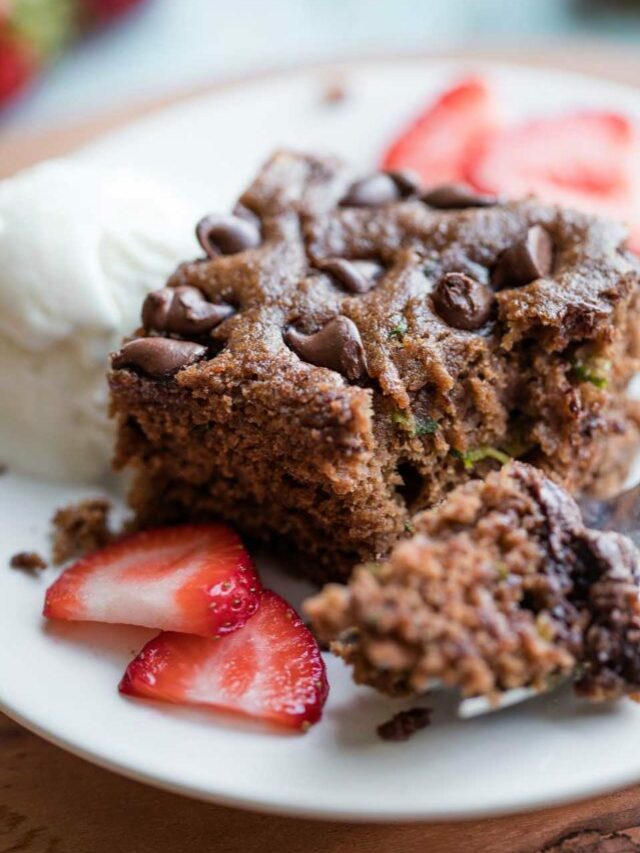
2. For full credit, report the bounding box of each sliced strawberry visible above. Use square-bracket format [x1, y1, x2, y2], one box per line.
[44, 524, 261, 638]
[467, 111, 640, 236]
[381, 77, 500, 186]
[0, 33, 36, 105]
[627, 225, 640, 254]
[120, 590, 329, 731]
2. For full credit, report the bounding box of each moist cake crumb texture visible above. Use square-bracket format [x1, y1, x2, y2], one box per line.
[109, 150, 640, 583]
[9, 551, 47, 572]
[51, 498, 113, 565]
[305, 462, 640, 701]
[376, 706, 433, 741]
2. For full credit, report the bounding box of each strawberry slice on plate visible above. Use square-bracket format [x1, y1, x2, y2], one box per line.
[120, 590, 329, 731]
[467, 111, 640, 249]
[381, 76, 500, 186]
[44, 524, 261, 638]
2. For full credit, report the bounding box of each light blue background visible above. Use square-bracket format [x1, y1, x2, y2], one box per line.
[3, 0, 640, 132]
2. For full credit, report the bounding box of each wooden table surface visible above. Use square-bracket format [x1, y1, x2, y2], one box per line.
[5, 44, 640, 853]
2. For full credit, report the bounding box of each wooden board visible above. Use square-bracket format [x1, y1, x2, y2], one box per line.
[4, 709, 640, 853]
[5, 45, 640, 852]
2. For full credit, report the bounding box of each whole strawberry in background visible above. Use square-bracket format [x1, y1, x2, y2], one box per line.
[0, 26, 35, 103]
[78, 0, 146, 25]
[0, 0, 147, 110]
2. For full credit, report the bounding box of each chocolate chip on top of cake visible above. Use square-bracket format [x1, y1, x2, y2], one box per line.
[109, 150, 640, 582]
[305, 462, 640, 702]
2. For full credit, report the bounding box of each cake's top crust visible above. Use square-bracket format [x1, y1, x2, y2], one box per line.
[111, 150, 637, 419]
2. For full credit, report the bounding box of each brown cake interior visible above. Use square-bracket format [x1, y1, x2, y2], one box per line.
[305, 462, 640, 701]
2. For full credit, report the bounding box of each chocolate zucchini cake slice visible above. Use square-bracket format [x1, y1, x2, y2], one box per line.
[109, 150, 640, 583]
[305, 462, 640, 702]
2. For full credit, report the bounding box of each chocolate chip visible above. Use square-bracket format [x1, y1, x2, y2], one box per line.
[385, 169, 422, 197]
[340, 173, 401, 207]
[421, 183, 498, 209]
[491, 225, 554, 290]
[142, 286, 234, 336]
[377, 707, 432, 741]
[512, 461, 582, 564]
[432, 272, 494, 331]
[196, 214, 261, 257]
[112, 338, 207, 377]
[318, 258, 384, 294]
[285, 316, 368, 380]
[141, 288, 172, 331]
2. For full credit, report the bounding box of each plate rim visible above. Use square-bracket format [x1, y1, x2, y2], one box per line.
[6, 55, 640, 821]
[4, 690, 639, 823]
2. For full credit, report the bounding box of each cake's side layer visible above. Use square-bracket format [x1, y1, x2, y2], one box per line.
[305, 462, 640, 701]
[111, 365, 407, 581]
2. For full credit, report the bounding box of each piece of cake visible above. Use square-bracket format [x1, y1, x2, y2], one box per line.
[109, 150, 640, 583]
[305, 462, 640, 702]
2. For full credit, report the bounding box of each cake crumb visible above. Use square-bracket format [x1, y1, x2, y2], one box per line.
[321, 78, 348, 105]
[51, 498, 113, 564]
[10, 551, 47, 572]
[377, 707, 432, 742]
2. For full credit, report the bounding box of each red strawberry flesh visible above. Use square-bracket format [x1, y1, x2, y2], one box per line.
[0, 34, 36, 104]
[44, 524, 260, 638]
[119, 590, 329, 731]
[467, 110, 640, 252]
[468, 111, 636, 208]
[381, 76, 500, 186]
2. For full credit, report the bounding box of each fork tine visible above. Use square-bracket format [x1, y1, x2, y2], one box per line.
[458, 687, 540, 719]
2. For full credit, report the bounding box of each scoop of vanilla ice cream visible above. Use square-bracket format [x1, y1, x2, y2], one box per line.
[0, 159, 200, 482]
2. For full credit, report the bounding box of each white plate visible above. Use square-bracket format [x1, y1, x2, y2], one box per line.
[4, 59, 640, 822]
